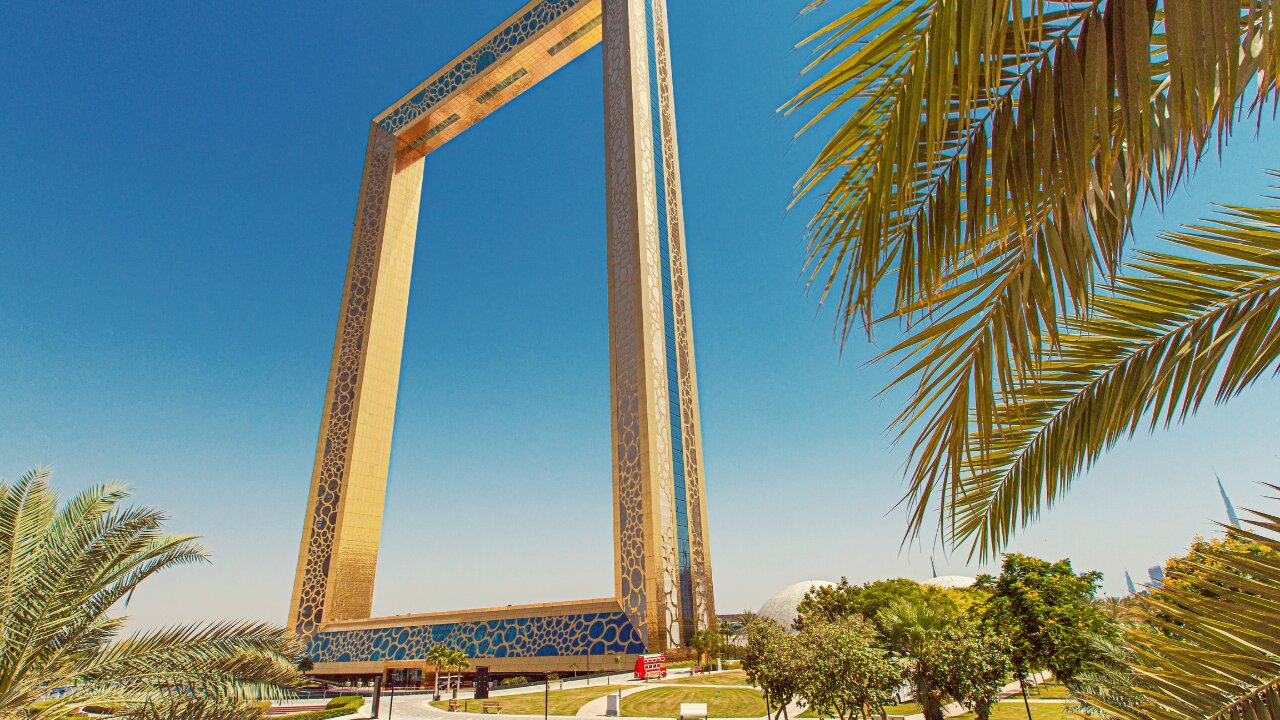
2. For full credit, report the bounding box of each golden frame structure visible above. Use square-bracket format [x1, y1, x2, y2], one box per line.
[289, 0, 714, 675]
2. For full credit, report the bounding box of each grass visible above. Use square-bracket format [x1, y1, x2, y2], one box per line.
[951, 701, 1073, 720]
[799, 701, 922, 718]
[620, 687, 767, 718]
[430, 685, 619, 715]
[1028, 683, 1070, 700]
[668, 670, 753, 686]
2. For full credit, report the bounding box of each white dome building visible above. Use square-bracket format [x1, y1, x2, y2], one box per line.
[757, 580, 836, 630]
[922, 575, 977, 589]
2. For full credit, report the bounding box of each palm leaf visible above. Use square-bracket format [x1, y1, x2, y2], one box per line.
[949, 181, 1280, 556]
[786, 0, 1280, 555]
[1078, 495, 1280, 719]
[0, 469, 302, 718]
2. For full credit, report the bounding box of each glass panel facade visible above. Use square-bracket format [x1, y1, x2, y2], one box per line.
[644, 0, 694, 641]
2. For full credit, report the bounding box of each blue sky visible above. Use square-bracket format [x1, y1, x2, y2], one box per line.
[3, 1, 1279, 630]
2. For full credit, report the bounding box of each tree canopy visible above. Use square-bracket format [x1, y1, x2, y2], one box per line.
[976, 553, 1113, 681]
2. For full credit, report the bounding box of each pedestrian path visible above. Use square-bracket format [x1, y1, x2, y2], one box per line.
[377, 669, 1062, 720]
[386, 668, 781, 720]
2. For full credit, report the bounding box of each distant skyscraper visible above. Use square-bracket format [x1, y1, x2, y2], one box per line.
[1125, 571, 1138, 596]
[1218, 476, 1241, 527]
[1147, 565, 1165, 589]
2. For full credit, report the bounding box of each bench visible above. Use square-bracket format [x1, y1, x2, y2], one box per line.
[679, 702, 708, 720]
[482, 701, 503, 714]
[447, 699, 459, 712]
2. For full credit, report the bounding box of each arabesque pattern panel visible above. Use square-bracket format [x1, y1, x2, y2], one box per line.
[378, 0, 589, 134]
[308, 612, 645, 664]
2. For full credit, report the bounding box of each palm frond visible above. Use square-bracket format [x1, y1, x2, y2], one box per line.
[1079, 495, 1280, 719]
[786, 0, 1280, 555]
[0, 469, 301, 718]
[947, 182, 1280, 557]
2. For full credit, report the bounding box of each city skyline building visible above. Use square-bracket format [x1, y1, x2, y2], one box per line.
[288, 0, 715, 678]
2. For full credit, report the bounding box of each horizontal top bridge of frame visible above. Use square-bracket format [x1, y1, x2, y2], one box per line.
[376, 0, 602, 165]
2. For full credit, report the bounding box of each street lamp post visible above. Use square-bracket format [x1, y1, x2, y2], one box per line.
[386, 675, 395, 720]
[544, 676, 550, 720]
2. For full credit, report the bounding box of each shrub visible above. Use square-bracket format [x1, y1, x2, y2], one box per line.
[547, 673, 559, 681]
[499, 676, 528, 686]
[275, 695, 364, 719]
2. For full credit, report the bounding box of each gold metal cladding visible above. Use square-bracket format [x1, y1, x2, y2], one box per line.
[651, 0, 715, 634]
[386, 0, 603, 166]
[290, 125, 424, 637]
[291, 0, 713, 663]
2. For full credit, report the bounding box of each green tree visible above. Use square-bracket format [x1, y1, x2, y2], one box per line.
[1162, 533, 1280, 593]
[932, 622, 1014, 720]
[690, 628, 725, 672]
[785, 0, 1280, 562]
[296, 657, 315, 674]
[742, 618, 803, 720]
[976, 554, 1113, 683]
[0, 468, 302, 720]
[796, 616, 902, 720]
[875, 599, 956, 720]
[796, 578, 958, 634]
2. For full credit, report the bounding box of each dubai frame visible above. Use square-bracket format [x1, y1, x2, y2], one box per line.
[289, 0, 715, 676]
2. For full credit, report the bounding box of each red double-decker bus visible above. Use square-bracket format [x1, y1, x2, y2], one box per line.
[633, 653, 667, 680]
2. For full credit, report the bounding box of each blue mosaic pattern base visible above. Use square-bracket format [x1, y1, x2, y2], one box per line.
[308, 611, 646, 663]
[378, 0, 590, 134]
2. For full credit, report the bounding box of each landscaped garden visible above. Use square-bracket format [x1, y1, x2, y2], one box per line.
[429, 685, 619, 715]
[800, 701, 922, 718]
[1028, 683, 1069, 700]
[668, 670, 752, 686]
[619, 687, 768, 718]
[950, 702, 1073, 720]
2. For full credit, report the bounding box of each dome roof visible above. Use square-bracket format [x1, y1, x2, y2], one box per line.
[757, 580, 836, 629]
[922, 575, 977, 589]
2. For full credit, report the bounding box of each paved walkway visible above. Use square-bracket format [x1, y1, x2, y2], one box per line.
[369, 669, 1062, 720]
[379, 668, 777, 720]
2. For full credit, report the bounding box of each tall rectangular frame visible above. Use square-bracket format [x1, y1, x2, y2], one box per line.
[289, 0, 713, 674]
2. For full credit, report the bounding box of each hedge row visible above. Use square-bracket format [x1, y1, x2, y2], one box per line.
[270, 695, 364, 720]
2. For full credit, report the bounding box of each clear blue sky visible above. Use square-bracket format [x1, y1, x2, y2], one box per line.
[3, 1, 1278, 631]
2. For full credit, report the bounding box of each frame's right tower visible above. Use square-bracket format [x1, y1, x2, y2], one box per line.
[604, 0, 714, 648]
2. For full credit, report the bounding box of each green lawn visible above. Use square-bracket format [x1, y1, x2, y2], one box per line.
[800, 701, 922, 718]
[1028, 683, 1070, 700]
[668, 670, 753, 686]
[620, 687, 768, 718]
[951, 701, 1072, 720]
[430, 685, 619, 715]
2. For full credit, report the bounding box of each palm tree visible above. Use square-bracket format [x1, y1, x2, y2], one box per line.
[447, 649, 469, 699]
[876, 599, 955, 720]
[0, 467, 302, 720]
[426, 646, 449, 698]
[1096, 597, 1142, 626]
[784, 0, 1280, 559]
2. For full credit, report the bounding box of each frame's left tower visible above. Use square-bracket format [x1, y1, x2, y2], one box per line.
[287, 123, 424, 638]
